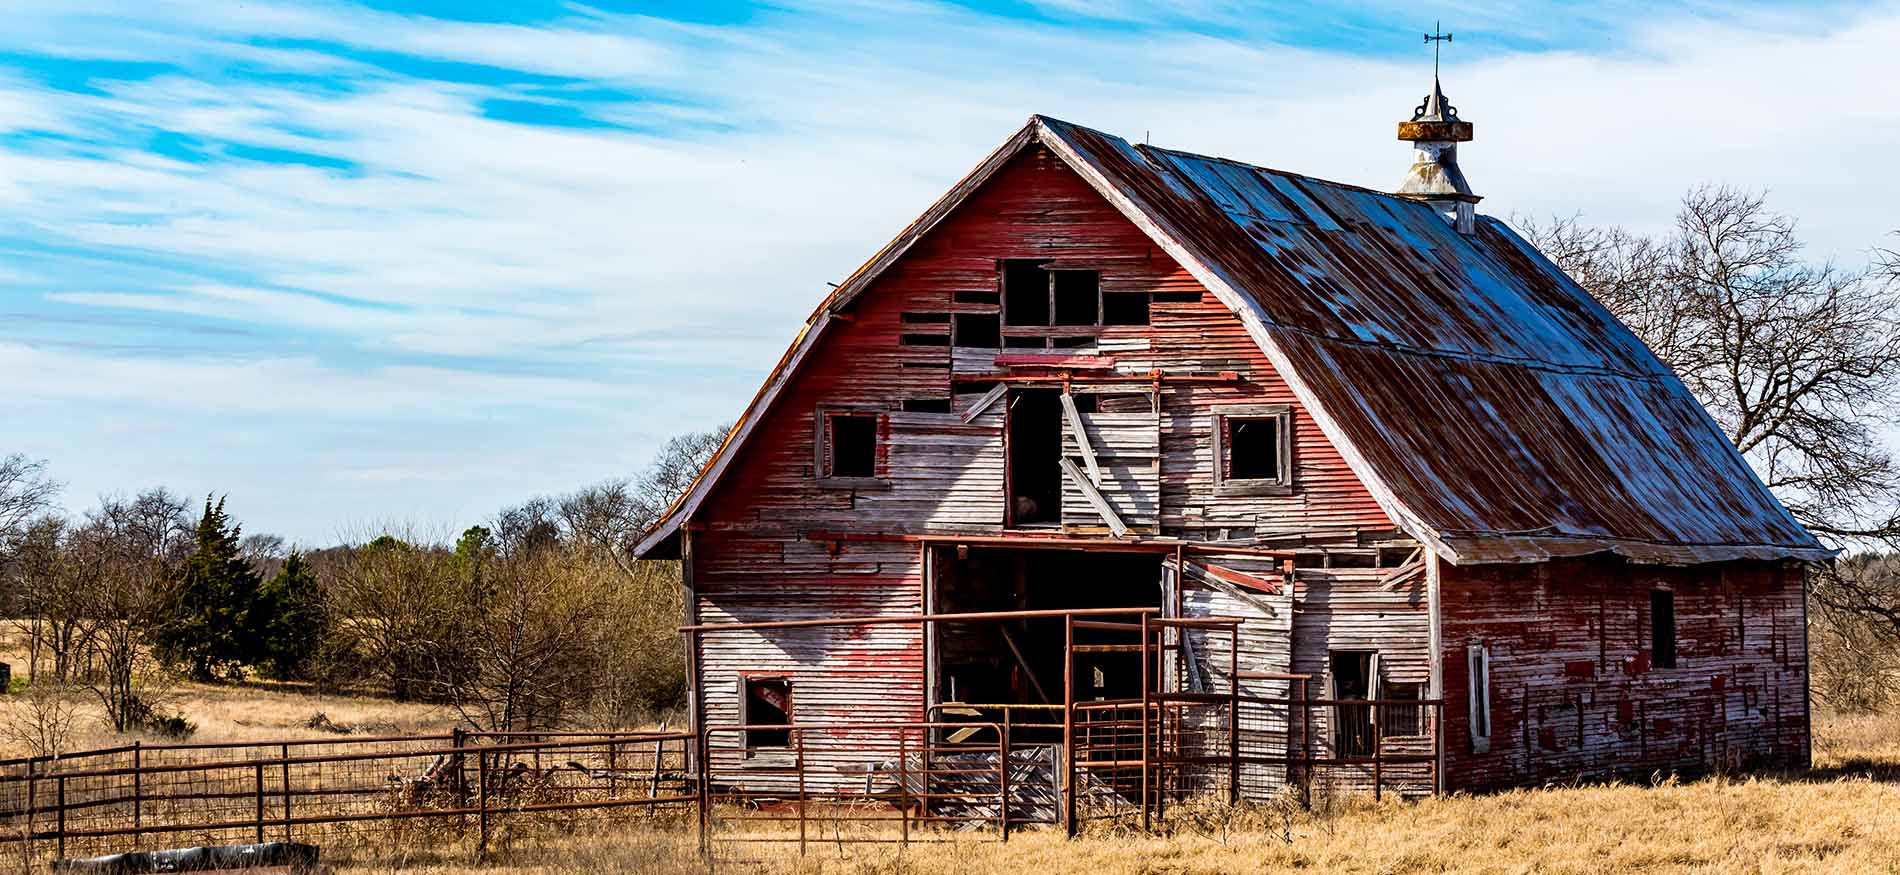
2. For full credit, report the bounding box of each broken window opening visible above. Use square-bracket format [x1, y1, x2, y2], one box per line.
[1102, 292, 1151, 326]
[1005, 389, 1063, 526]
[1002, 260, 1050, 326]
[742, 677, 792, 750]
[1380, 681, 1423, 737]
[1052, 271, 1100, 325]
[1227, 417, 1282, 481]
[1651, 589, 1677, 669]
[825, 413, 879, 480]
[953, 312, 1001, 348]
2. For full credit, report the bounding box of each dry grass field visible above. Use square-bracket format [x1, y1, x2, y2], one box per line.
[311, 711, 1900, 875]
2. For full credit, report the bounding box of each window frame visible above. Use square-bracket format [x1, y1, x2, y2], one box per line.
[1467, 643, 1491, 753]
[814, 407, 888, 489]
[1211, 404, 1294, 496]
[738, 674, 794, 756]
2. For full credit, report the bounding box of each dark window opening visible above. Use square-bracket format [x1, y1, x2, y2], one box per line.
[1328, 552, 1378, 569]
[743, 677, 791, 749]
[1050, 336, 1093, 349]
[1103, 292, 1151, 325]
[1152, 290, 1203, 303]
[1003, 336, 1046, 349]
[1381, 682, 1423, 737]
[1052, 271, 1100, 325]
[901, 311, 950, 324]
[900, 333, 950, 346]
[953, 312, 1001, 348]
[1006, 390, 1063, 526]
[902, 398, 952, 413]
[1650, 589, 1677, 669]
[1003, 260, 1049, 326]
[1226, 417, 1283, 481]
[827, 414, 878, 479]
[954, 289, 1001, 305]
[1330, 651, 1374, 757]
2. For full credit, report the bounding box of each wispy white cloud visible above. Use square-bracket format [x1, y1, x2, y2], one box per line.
[1, 0, 1896, 540]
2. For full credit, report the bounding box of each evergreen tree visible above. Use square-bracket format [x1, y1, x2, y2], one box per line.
[156, 496, 264, 681]
[256, 550, 327, 680]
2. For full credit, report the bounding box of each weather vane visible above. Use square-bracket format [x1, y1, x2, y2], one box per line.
[1424, 21, 1452, 78]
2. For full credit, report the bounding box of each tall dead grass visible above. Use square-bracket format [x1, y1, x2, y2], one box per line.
[326, 710, 1900, 875]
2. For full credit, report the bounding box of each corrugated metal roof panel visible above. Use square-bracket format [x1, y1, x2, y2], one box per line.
[1039, 116, 1827, 564]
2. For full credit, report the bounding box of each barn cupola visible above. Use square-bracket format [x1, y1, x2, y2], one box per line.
[1397, 26, 1479, 233]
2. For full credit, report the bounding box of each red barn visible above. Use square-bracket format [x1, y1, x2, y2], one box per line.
[636, 80, 1829, 807]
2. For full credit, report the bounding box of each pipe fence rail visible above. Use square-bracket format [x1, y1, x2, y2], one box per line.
[0, 730, 694, 871]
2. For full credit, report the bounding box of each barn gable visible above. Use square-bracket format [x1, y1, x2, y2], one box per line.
[637, 115, 1829, 566]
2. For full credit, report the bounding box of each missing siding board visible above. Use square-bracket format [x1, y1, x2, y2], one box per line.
[1151, 290, 1204, 303]
[1004, 336, 1046, 349]
[1050, 336, 1094, 349]
[954, 290, 1001, 305]
[953, 312, 1001, 348]
[901, 312, 951, 324]
[900, 333, 950, 346]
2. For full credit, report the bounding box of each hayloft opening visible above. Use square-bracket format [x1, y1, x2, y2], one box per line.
[1650, 589, 1677, 669]
[1006, 389, 1064, 526]
[933, 547, 1163, 719]
[825, 413, 878, 479]
[1002, 260, 1049, 326]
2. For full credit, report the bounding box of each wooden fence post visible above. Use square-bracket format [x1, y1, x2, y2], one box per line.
[253, 763, 266, 844]
[281, 743, 292, 841]
[55, 775, 65, 861]
[130, 743, 141, 851]
[475, 749, 489, 861]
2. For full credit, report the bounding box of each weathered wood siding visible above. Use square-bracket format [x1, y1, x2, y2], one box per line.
[1288, 568, 1434, 795]
[689, 143, 1392, 787]
[1437, 558, 1809, 792]
[1180, 555, 1295, 799]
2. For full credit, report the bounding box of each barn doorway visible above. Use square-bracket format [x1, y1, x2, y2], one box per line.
[931, 547, 1162, 720]
[1330, 650, 1375, 757]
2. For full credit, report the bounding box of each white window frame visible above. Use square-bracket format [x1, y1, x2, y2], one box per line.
[1211, 404, 1294, 496]
[1467, 643, 1492, 753]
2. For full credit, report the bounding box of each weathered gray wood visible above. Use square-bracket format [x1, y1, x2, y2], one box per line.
[1059, 458, 1126, 536]
[962, 382, 1008, 423]
[1059, 392, 1102, 486]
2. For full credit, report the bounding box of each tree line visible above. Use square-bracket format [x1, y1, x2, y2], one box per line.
[0, 428, 725, 743]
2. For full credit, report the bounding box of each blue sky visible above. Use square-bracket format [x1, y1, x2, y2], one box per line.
[3, 0, 1898, 544]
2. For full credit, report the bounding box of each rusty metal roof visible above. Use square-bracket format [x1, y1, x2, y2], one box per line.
[1038, 116, 1828, 564]
[635, 115, 1829, 565]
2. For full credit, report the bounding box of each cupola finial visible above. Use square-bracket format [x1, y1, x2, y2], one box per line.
[1397, 23, 1478, 232]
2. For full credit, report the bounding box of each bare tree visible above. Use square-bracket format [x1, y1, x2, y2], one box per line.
[1525, 190, 1900, 541]
[328, 530, 464, 700]
[69, 490, 190, 733]
[0, 455, 58, 542]
[1520, 187, 1900, 647]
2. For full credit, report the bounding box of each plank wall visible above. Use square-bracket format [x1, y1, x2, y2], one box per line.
[1437, 557, 1809, 791]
